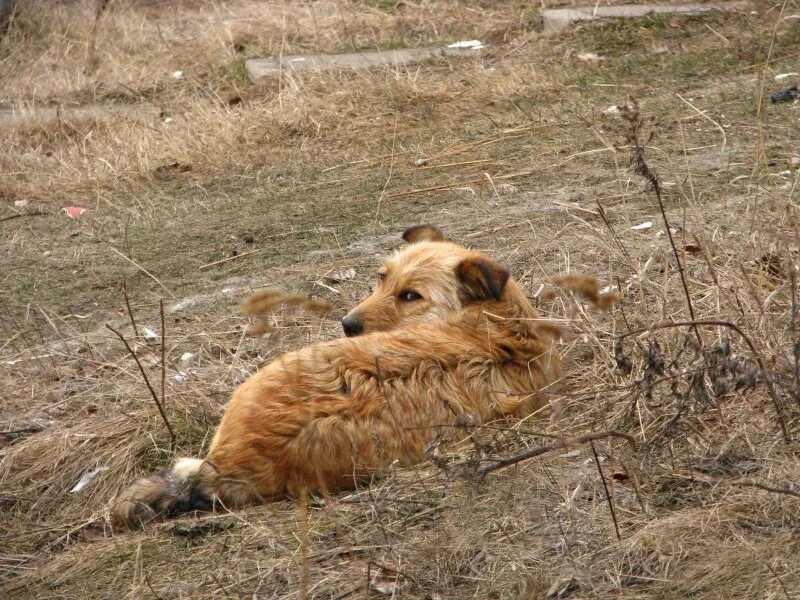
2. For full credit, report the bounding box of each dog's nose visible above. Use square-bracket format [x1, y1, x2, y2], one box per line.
[342, 315, 364, 337]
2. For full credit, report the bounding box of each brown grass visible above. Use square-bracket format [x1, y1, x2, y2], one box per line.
[3, 1, 800, 598]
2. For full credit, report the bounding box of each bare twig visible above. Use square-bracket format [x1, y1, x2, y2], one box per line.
[479, 430, 636, 475]
[105, 323, 175, 442]
[626, 105, 701, 345]
[0, 210, 49, 222]
[198, 249, 260, 270]
[160, 298, 166, 409]
[85, 0, 109, 75]
[122, 279, 140, 339]
[590, 441, 621, 540]
[733, 480, 800, 499]
[595, 200, 633, 267]
[791, 268, 800, 407]
[767, 563, 793, 600]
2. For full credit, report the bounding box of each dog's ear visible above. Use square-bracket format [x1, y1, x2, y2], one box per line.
[455, 257, 510, 302]
[402, 224, 445, 244]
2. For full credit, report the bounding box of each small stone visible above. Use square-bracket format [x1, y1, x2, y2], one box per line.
[243, 233, 255, 243]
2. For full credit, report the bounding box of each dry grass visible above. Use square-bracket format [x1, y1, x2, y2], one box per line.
[3, 1, 800, 598]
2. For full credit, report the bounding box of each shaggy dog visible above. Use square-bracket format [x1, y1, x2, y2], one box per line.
[113, 225, 562, 527]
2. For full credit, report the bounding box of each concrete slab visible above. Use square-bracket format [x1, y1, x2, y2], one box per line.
[542, 2, 746, 33]
[246, 43, 484, 81]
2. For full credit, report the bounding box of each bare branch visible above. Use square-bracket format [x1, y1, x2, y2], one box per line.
[479, 430, 636, 476]
[105, 323, 175, 443]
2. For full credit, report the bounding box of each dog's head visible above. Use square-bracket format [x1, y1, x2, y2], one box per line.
[341, 225, 512, 336]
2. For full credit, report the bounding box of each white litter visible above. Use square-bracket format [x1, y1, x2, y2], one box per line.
[14, 199, 28, 208]
[327, 268, 357, 282]
[180, 352, 196, 363]
[631, 221, 653, 231]
[775, 72, 799, 81]
[604, 105, 622, 114]
[448, 40, 484, 50]
[70, 467, 109, 493]
[172, 70, 184, 79]
[142, 327, 159, 341]
[173, 370, 195, 382]
[164, 116, 174, 124]
[577, 52, 603, 62]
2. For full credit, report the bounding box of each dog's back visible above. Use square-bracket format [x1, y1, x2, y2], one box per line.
[112, 227, 561, 527]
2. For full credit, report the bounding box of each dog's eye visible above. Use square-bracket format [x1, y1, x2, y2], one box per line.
[398, 290, 422, 302]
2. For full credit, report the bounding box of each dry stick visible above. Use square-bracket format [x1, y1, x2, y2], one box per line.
[198, 249, 260, 270]
[105, 324, 175, 443]
[619, 320, 791, 442]
[740, 49, 800, 71]
[763, 561, 793, 600]
[791, 268, 800, 407]
[0, 210, 49, 222]
[143, 571, 164, 600]
[631, 143, 701, 346]
[732, 480, 800, 499]
[84, 0, 109, 75]
[159, 299, 166, 409]
[479, 430, 635, 476]
[122, 279, 140, 339]
[590, 441, 621, 541]
[595, 201, 633, 267]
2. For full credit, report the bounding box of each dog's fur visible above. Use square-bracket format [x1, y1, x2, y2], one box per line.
[113, 225, 562, 527]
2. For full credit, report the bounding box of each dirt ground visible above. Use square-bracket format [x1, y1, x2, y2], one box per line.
[2, 1, 800, 598]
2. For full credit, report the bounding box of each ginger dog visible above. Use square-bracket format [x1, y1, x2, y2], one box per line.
[113, 225, 562, 527]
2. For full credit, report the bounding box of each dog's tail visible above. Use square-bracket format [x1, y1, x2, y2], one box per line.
[112, 458, 216, 528]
